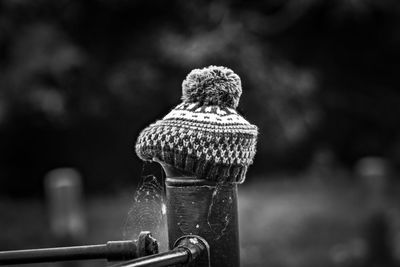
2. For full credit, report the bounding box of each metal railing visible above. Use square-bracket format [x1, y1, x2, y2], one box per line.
[0, 232, 158, 265]
[0, 233, 209, 267]
[112, 235, 210, 267]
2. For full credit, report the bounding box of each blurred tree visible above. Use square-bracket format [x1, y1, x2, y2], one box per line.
[0, 0, 399, 196]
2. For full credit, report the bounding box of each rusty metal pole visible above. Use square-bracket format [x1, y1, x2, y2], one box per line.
[161, 164, 239, 267]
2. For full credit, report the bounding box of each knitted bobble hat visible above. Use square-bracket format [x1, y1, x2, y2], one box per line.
[135, 66, 258, 183]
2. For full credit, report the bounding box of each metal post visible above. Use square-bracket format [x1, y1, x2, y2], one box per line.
[355, 157, 395, 266]
[44, 168, 87, 243]
[355, 157, 390, 210]
[162, 164, 240, 267]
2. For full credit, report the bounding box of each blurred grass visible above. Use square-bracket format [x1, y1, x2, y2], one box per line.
[0, 176, 397, 267]
[239, 177, 368, 267]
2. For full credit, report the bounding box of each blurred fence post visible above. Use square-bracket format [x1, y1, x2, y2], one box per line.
[355, 157, 391, 210]
[44, 168, 87, 245]
[355, 157, 395, 266]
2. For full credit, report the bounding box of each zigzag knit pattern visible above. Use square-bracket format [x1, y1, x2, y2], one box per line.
[135, 102, 257, 183]
[135, 66, 258, 183]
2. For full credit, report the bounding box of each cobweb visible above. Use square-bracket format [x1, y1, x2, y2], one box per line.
[123, 162, 235, 248]
[123, 163, 168, 252]
[207, 181, 235, 241]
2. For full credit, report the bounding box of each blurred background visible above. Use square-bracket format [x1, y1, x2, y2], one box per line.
[1, 0, 400, 266]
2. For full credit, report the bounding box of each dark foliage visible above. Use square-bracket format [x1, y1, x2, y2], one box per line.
[1, 0, 400, 196]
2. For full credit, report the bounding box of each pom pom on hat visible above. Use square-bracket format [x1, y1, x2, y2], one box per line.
[182, 65, 242, 109]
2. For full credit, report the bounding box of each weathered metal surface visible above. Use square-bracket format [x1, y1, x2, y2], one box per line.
[173, 235, 210, 266]
[113, 248, 188, 267]
[113, 235, 209, 267]
[166, 178, 239, 267]
[0, 232, 158, 265]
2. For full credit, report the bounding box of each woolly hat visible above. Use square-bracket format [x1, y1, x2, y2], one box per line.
[135, 66, 258, 183]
